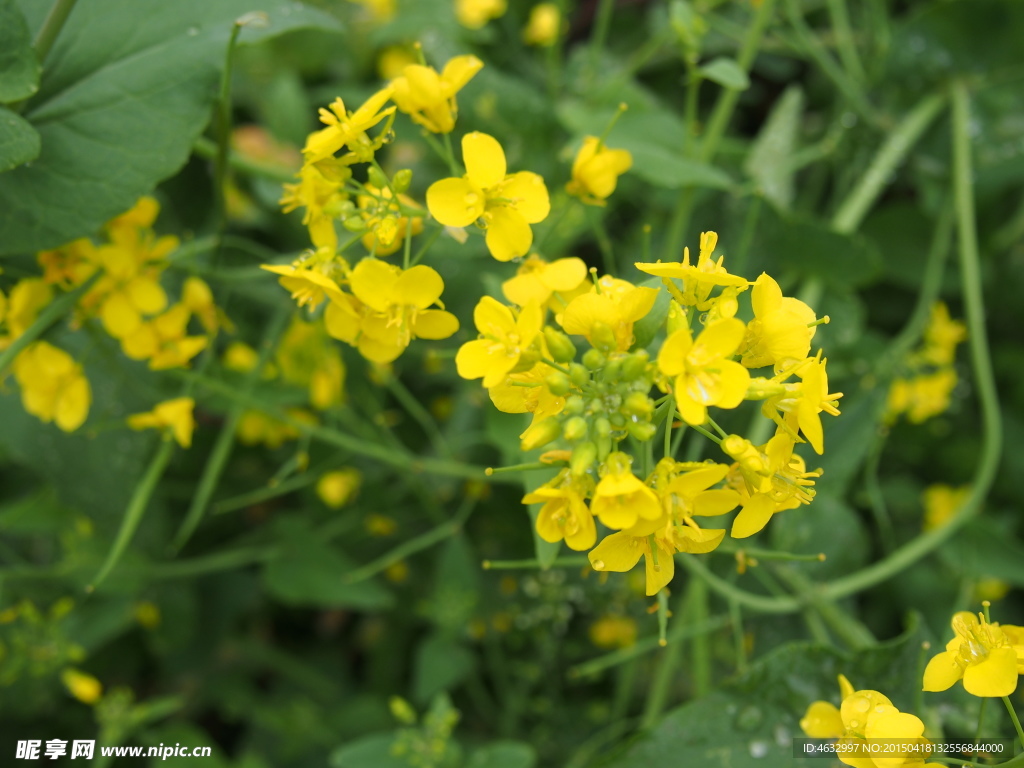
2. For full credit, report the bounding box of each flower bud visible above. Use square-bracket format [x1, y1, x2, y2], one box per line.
[621, 350, 650, 380]
[392, 168, 413, 193]
[590, 322, 617, 352]
[627, 420, 657, 441]
[594, 417, 612, 439]
[569, 363, 589, 388]
[623, 391, 653, 417]
[545, 372, 571, 397]
[543, 327, 577, 363]
[600, 357, 622, 383]
[521, 417, 562, 451]
[563, 416, 589, 442]
[342, 216, 368, 232]
[666, 301, 689, 335]
[367, 165, 389, 189]
[564, 394, 585, 415]
[570, 441, 597, 476]
[582, 348, 605, 371]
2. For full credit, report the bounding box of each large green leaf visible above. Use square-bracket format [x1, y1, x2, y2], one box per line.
[0, 0, 39, 103]
[601, 618, 932, 768]
[0, 0, 339, 255]
[0, 106, 40, 171]
[413, 632, 477, 704]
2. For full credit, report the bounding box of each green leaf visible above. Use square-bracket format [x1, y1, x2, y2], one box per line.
[744, 86, 803, 209]
[0, 105, 40, 171]
[699, 57, 750, 90]
[329, 733, 407, 768]
[769, 495, 868, 579]
[263, 519, 394, 610]
[602, 618, 932, 767]
[466, 742, 537, 768]
[0, 0, 339, 255]
[427, 536, 480, 630]
[622, 143, 733, 191]
[0, 0, 39, 103]
[413, 632, 476, 704]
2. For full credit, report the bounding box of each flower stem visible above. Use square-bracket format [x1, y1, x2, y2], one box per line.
[33, 0, 79, 64]
[214, 21, 245, 238]
[1004, 696, 1024, 753]
[482, 556, 588, 570]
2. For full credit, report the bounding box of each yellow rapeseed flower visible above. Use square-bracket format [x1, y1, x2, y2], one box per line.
[523, 3, 561, 46]
[303, 87, 396, 164]
[589, 615, 638, 649]
[456, 296, 542, 387]
[127, 397, 196, 448]
[61, 668, 102, 705]
[427, 132, 550, 261]
[923, 610, 1024, 698]
[1, 278, 53, 346]
[390, 55, 483, 134]
[12, 341, 91, 432]
[120, 304, 208, 370]
[501, 255, 588, 309]
[590, 452, 661, 530]
[657, 318, 750, 426]
[317, 468, 362, 508]
[636, 231, 748, 311]
[455, 0, 506, 29]
[560, 275, 659, 352]
[739, 273, 818, 370]
[523, 469, 596, 551]
[921, 484, 969, 531]
[566, 137, 632, 206]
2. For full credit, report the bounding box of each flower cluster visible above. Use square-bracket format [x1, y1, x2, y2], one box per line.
[887, 302, 966, 423]
[923, 609, 1024, 698]
[458, 231, 840, 595]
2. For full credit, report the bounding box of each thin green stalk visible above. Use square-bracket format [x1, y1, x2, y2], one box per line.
[819, 82, 1002, 602]
[825, 0, 866, 84]
[973, 698, 987, 746]
[1004, 697, 1024, 753]
[213, 455, 346, 514]
[568, 615, 730, 679]
[385, 374, 452, 456]
[862, 429, 895, 555]
[344, 497, 476, 584]
[33, 0, 79, 64]
[782, 0, 880, 128]
[408, 225, 443, 267]
[728, 598, 747, 674]
[610, 657, 638, 722]
[832, 92, 945, 234]
[662, 395, 675, 458]
[482, 556, 588, 570]
[0, 273, 100, 377]
[641, 584, 696, 728]
[170, 309, 289, 551]
[147, 546, 275, 579]
[677, 554, 799, 613]
[690, 578, 711, 697]
[441, 131, 460, 176]
[773, 564, 876, 650]
[87, 439, 176, 591]
[214, 22, 245, 234]
[588, 0, 616, 82]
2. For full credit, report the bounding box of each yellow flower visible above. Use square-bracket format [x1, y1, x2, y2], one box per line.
[346, 0, 395, 22]
[274, 316, 346, 409]
[12, 342, 91, 432]
[326, 259, 459, 363]
[38, 238, 97, 288]
[523, 3, 561, 46]
[303, 87, 396, 164]
[280, 158, 351, 250]
[800, 676, 943, 768]
[636, 231, 748, 311]
[128, 397, 196, 448]
[921, 484, 969, 531]
[919, 301, 966, 366]
[427, 132, 550, 261]
[390, 54, 483, 134]
[356, 185, 424, 256]
[365, 513, 398, 537]
[377, 45, 418, 81]
[887, 369, 957, 424]
[590, 452, 661, 530]
[923, 610, 1024, 698]
[61, 668, 102, 705]
[121, 304, 208, 370]
[501, 255, 588, 309]
[523, 469, 596, 551]
[739, 273, 818, 370]
[134, 601, 161, 629]
[455, 0, 506, 29]
[763, 354, 842, 454]
[657, 318, 750, 425]
[566, 137, 633, 206]
[317, 468, 362, 508]
[181, 276, 229, 335]
[560, 275, 659, 352]
[456, 296, 542, 387]
[589, 615, 637, 649]
[236, 409, 305, 448]
[1, 278, 53, 345]
[262, 250, 350, 310]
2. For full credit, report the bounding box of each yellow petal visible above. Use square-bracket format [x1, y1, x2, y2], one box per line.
[54, 375, 90, 432]
[463, 132, 506, 189]
[441, 54, 484, 91]
[962, 646, 1019, 697]
[413, 309, 459, 339]
[485, 207, 532, 262]
[692, 489, 741, 517]
[324, 299, 360, 344]
[350, 258, 399, 312]
[715, 360, 751, 409]
[394, 265, 445, 308]
[456, 339, 504, 382]
[126, 277, 168, 316]
[922, 650, 962, 692]
[588, 532, 644, 573]
[474, 295, 515, 335]
[657, 327, 694, 377]
[730, 494, 774, 538]
[644, 544, 675, 595]
[751, 272, 782, 317]
[541, 257, 588, 291]
[690, 318, 746, 365]
[427, 177, 484, 228]
[618, 286, 660, 324]
[101, 292, 142, 338]
[500, 172, 550, 223]
[670, 464, 730, 497]
[800, 701, 843, 739]
[561, 293, 611, 338]
[675, 526, 725, 554]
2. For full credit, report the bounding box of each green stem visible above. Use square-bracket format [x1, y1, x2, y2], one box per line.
[973, 697, 987, 745]
[862, 429, 895, 555]
[641, 584, 696, 728]
[588, 0, 616, 83]
[87, 438, 176, 591]
[772, 564, 875, 650]
[385, 374, 452, 456]
[482, 556, 588, 570]
[818, 81, 1002, 603]
[343, 497, 475, 584]
[0, 272, 100, 377]
[1004, 696, 1024, 753]
[832, 92, 945, 234]
[169, 309, 289, 552]
[214, 22, 244, 235]
[441, 131, 460, 176]
[677, 554, 799, 613]
[408, 225, 443, 267]
[690, 577, 711, 697]
[33, 0, 79, 64]
[729, 597, 747, 673]
[213, 462, 334, 515]
[825, 0, 866, 84]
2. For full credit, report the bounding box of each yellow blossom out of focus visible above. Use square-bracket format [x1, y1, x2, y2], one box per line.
[524, 4, 561, 46]
[589, 615, 638, 649]
[12, 341, 91, 432]
[317, 468, 362, 509]
[61, 668, 103, 705]
[127, 398, 196, 448]
[455, 0, 506, 29]
[921, 484, 970, 531]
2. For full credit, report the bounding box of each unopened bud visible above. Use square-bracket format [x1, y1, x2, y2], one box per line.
[570, 441, 597, 476]
[342, 216, 368, 232]
[521, 417, 562, 451]
[564, 394, 585, 415]
[543, 327, 577, 363]
[621, 350, 650, 380]
[367, 165, 388, 189]
[590, 322, 617, 352]
[569, 363, 589, 388]
[392, 168, 413, 193]
[623, 391, 653, 417]
[627, 420, 657, 441]
[594, 417, 612, 439]
[545, 372, 571, 397]
[563, 416, 589, 442]
[582, 348, 605, 371]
